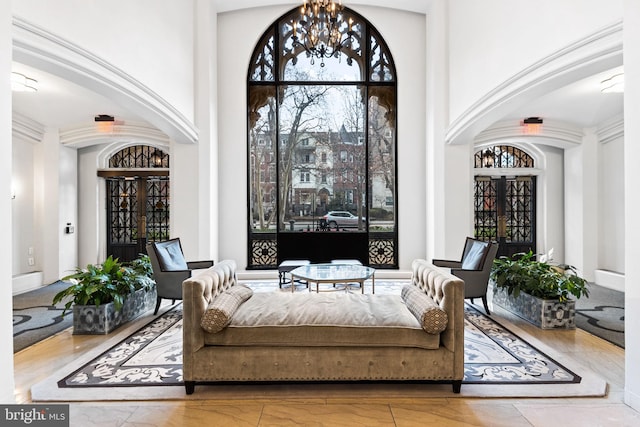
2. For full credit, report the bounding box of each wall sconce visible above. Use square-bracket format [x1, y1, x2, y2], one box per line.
[95, 114, 115, 133]
[11, 72, 38, 92]
[520, 117, 543, 135]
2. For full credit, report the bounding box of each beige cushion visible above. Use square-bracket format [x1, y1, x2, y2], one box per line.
[201, 284, 253, 333]
[205, 292, 440, 350]
[401, 285, 448, 334]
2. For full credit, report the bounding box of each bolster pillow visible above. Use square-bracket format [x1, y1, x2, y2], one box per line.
[401, 285, 448, 334]
[201, 284, 254, 333]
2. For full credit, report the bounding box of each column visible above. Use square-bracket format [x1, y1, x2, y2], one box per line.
[1, 0, 15, 403]
[624, 0, 640, 412]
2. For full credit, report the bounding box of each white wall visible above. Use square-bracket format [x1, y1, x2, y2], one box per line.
[217, 5, 426, 270]
[12, 129, 78, 290]
[538, 145, 565, 261]
[1, 0, 15, 403]
[12, 0, 196, 124]
[11, 137, 37, 275]
[77, 145, 102, 268]
[448, 0, 623, 124]
[598, 135, 625, 273]
[58, 144, 78, 276]
[624, 0, 640, 412]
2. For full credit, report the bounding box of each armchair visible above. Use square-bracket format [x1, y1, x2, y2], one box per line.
[433, 237, 499, 314]
[146, 238, 214, 314]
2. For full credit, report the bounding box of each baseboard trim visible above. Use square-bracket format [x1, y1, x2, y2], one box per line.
[12, 271, 45, 295]
[594, 269, 624, 293]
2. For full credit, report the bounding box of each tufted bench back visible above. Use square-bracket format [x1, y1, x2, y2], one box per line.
[182, 260, 237, 361]
[410, 259, 464, 352]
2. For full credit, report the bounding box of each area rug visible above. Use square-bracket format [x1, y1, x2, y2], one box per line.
[13, 281, 72, 353]
[575, 283, 624, 348]
[32, 298, 607, 401]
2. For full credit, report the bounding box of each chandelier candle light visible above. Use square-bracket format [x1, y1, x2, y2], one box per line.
[292, 0, 354, 66]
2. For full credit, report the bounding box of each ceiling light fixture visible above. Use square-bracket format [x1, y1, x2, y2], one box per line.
[11, 72, 38, 92]
[291, 0, 355, 67]
[601, 73, 624, 93]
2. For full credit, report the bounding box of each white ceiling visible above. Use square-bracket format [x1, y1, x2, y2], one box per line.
[11, 63, 143, 130]
[499, 65, 624, 129]
[11, 1, 624, 139]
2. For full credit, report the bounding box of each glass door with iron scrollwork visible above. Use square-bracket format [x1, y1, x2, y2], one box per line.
[474, 176, 536, 258]
[103, 144, 170, 262]
[106, 177, 170, 262]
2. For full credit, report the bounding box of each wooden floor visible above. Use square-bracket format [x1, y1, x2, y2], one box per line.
[13, 301, 640, 426]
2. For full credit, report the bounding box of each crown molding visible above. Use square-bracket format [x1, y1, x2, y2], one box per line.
[446, 21, 623, 145]
[597, 115, 624, 145]
[59, 121, 171, 148]
[12, 112, 45, 144]
[11, 16, 198, 144]
[474, 119, 584, 149]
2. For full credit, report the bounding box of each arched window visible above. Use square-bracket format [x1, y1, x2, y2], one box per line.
[247, 7, 397, 269]
[475, 145, 534, 169]
[108, 145, 169, 168]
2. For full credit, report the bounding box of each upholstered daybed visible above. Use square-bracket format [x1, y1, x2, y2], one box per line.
[182, 259, 465, 394]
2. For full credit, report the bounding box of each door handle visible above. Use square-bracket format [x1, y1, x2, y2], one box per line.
[497, 215, 507, 238]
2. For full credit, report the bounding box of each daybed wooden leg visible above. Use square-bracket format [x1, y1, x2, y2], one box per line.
[154, 297, 162, 315]
[452, 380, 462, 393]
[185, 381, 195, 395]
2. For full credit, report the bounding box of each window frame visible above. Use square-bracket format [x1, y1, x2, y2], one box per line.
[246, 6, 399, 269]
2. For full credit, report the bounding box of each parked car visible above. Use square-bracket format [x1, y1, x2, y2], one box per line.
[321, 211, 366, 229]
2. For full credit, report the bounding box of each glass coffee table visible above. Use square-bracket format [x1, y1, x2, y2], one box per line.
[289, 263, 376, 294]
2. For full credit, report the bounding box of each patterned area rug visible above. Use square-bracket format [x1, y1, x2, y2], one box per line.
[56, 303, 580, 388]
[575, 283, 624, 348]
[13, 281, 72, 353]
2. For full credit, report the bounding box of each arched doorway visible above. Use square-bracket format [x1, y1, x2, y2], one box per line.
[474, 145, 536, 258]
[98, 145, 170, 261]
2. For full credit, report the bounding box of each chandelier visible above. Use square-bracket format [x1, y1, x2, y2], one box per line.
[291, 0, 354, 67]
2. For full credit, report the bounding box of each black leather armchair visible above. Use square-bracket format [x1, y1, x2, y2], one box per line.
[433, 237, 499, 314]
[146, 238, 214, 314]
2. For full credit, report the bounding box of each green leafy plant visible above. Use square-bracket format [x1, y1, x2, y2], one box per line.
[490, 250, 589, 302]
[53, 254, 155, 316]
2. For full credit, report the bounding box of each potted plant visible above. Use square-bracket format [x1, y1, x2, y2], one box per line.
[490, 250, 589, 329]
[53, 254, 157, 334]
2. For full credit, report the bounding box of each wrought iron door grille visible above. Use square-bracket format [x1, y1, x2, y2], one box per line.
[107, 179, 138, 243]
[146, 178, 170, 242]
[506, 177, 533, 243]
[474, 178, 497, 241]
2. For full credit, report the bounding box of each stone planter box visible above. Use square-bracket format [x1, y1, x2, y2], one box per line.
[72, 286, 157, 334]
[492, 284, 576, 329]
